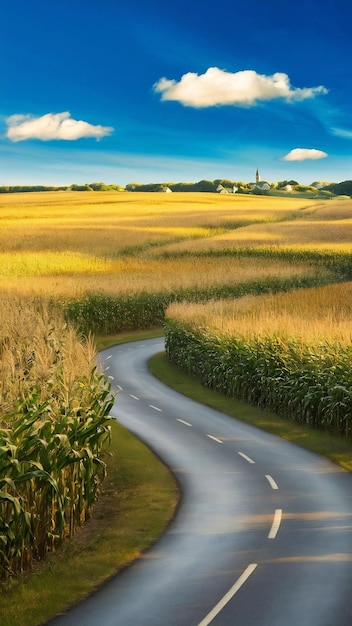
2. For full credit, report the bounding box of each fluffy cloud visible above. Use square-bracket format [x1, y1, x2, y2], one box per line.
[153, 68, 328, 108]
[282, 148, 328, 161]
[6, 112, 113, 142]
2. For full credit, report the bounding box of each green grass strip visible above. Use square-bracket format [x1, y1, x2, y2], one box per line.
[95, 328, 164, 352]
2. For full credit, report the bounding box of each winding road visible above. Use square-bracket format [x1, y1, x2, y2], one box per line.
[49, 338, 352, 626]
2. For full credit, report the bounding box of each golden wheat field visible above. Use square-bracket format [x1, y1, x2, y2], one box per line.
[159, 198, 352, 254]
[0, 191, 344, 298]
[0, 191, 313, 254]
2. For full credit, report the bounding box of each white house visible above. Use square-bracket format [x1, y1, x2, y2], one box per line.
[216, 184, 238, 194]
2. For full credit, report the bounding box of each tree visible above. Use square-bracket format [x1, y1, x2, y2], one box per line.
[324, 181, 352, 196]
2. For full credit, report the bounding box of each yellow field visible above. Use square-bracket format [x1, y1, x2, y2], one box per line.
[0, 191, 331, 297]
[166, 281, 352, 345]
[0, 191, 314, 254]
[158, 198, 352, 254]
[0, 254, 318, 297]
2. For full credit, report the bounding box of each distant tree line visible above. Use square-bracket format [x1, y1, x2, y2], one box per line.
[324, 181, 352, 196]
[0, 185, 65, 193]
[0, 182, 124, 193]
[0, 179, 351, 196]
[125, 179, 351, 197]
[126, 180, 246, 193]
[71, 182, 124, 192]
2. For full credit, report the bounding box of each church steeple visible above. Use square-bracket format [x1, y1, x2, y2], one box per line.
[256, 168, 260, 183]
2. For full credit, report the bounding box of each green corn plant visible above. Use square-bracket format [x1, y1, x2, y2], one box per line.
[0, 301, 113, 580]
[164, 318, 352, 441]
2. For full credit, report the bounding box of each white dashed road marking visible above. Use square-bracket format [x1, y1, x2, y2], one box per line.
[207, 435, 223, 444]
[268, 509, 282, 539]
[238, 452, 255, 464]
[265, 475, 279, 490]
[197, 564, 258, 626]
[177, 419, 192, 427]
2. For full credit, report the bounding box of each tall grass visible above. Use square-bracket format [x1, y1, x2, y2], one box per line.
[0, 298, 112, 579]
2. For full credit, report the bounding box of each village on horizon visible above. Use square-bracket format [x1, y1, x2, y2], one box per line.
[0, 169, 351, 198]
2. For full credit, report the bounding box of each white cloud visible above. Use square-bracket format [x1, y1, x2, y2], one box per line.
[5, 111, 113, 142]
[153, 68, 328, 108]
[282, 148, 328, 161]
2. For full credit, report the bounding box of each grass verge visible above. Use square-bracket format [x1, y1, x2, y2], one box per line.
[0, 419, 178, 626]
[95, 328, 164, 352]
[148, 352, 352, 473]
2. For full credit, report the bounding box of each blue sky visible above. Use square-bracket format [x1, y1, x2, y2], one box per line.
[1, 0, 351, 186]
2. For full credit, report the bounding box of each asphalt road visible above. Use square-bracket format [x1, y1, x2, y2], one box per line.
[48, 338, 352, 626]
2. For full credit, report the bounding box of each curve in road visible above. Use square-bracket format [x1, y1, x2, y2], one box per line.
[48, 338, 352, 626]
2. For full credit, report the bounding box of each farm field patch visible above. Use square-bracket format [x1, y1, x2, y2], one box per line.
[166, 281, 352, 345]
[0, 192, 342, 299]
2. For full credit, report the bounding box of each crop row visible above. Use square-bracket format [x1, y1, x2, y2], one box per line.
[157, 248, 352, 281]
[61, 273, 330, 335]
[0, 302, 113, 579]
[164, 321, 352, 441]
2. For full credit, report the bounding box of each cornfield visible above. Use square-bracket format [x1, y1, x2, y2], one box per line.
[0, 298, 113, 579]
[165, 283, 352, 440]
[61, 272, 330, 335]
[1, 191, 352, 579]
